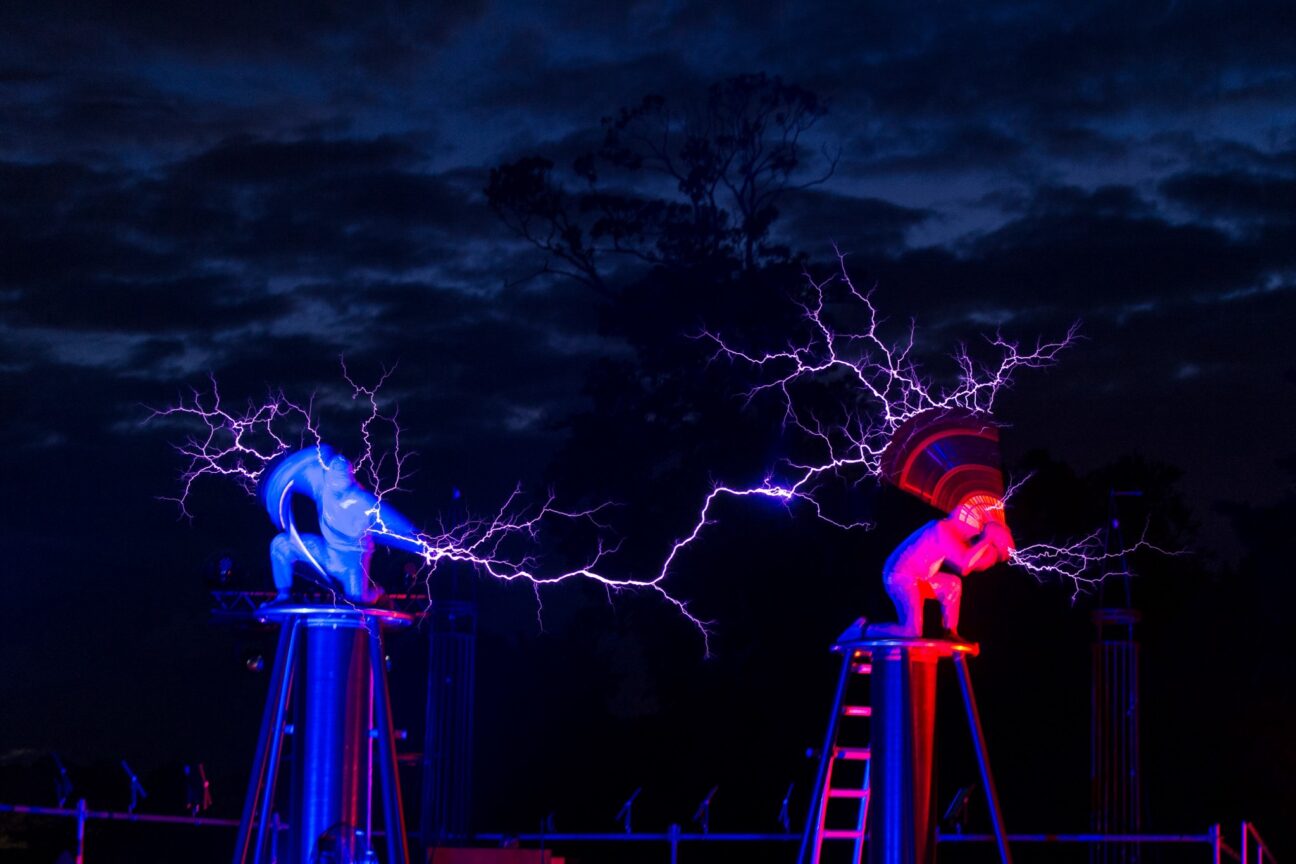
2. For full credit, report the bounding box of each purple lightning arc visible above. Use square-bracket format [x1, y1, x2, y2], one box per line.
[655, 253, 1166, 597]
[152, 363, 713, 645]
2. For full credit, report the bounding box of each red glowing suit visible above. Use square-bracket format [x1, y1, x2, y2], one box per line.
[869, 496, 1014, 638]
[872, 409, 1015, 638]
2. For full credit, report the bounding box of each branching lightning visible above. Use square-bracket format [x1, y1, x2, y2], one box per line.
[1006, 531, 1177, 601]
[153, 375, 320, 515]
[658, 253, 1159, 597]
[152, 365, 712, 645]
[995, 472, 1184, 601]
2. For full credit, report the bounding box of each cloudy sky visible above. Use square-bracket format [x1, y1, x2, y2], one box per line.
[2, 0, 1294, 853]
[4, 1, 1293, 511]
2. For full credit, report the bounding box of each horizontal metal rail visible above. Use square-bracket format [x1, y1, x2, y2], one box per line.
[939, 832, 1218, 843]
[0, 801, 245, 828]
[478, 830, 1225, 844]
[477, 831, 798, 842]
[2, 806, 1275, 864]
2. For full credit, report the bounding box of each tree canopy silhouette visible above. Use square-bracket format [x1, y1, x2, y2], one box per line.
[487, 73, 837, 296]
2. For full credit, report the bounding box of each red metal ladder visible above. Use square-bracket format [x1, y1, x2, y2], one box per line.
[800, 628, 874, 864]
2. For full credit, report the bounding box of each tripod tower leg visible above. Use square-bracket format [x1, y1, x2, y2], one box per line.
[953, 652, 1012, 864]
[368, 623, 410, 864]
[235, 619, 301, 864]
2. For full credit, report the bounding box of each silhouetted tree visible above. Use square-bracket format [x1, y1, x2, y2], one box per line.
[484, 74, 843, 616]
[487, 73, 837, 295]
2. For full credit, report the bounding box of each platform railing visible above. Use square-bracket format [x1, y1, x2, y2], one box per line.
[475, 825, 1277, 863]
[0, 800, 282, 864]
[0, 804, 1279, 864]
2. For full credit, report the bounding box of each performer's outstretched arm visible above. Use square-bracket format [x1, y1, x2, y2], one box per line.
[367, 496, 424, 554]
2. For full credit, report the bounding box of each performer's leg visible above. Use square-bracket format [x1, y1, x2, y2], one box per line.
[358, 546, 382, 604]
[269, 533, 330, 600]
[868, 571, 923, 637]
[336, 548, 370, 603]
[928, 572, 963, 636]
[269, 534, 295, 600]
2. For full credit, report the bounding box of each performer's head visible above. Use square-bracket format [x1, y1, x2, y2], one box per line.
[324, 453, 355, 490]
[953, 492, 1006, 534]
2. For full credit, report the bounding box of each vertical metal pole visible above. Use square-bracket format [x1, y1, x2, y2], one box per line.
[365, 663, 376, 859]
[75, 798, 87, 864]
[1210, 824, 1221, 864]
[235, 619, 299, 864]
[369, 624, 411, 864]
[799, 651, 853, 864]
[1241, 822, 1249, 864]
[868, 647, 939, 864]
[953, 653, 1012, 864]
[669, 822, 680, 864]
[293, 619, 371, 864]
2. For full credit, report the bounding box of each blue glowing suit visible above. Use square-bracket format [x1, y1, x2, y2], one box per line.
[261, 445, 422, 603]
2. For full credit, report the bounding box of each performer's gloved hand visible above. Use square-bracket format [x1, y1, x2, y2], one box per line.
[981, 521, 1015, 563]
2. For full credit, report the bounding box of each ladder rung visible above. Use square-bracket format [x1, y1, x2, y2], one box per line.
[827, 788, 869, 799]
[833, 747, 871, 760]
[821, 829, 867, 840]
[842, 705, 872, 717]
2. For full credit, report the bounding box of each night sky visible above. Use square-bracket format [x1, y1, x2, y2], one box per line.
[2, 2, 1295, 861]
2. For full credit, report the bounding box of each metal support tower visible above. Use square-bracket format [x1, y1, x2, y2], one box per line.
[419, 598, 477, 849]
[233, 604, 412, 864]
[1091, 490, 1144, 864]
[801, 622, 1011, 864]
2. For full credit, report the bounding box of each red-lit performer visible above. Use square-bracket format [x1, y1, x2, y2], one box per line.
[867, 407, 1015, 640]
[867, 494, 1014, 639]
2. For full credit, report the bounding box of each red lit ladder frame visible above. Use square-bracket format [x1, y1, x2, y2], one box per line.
[811, 648, 873, 864]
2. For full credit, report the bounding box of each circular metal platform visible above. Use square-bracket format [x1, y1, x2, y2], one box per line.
[836, 633, 980, 658]
[252, 602, 414, 629]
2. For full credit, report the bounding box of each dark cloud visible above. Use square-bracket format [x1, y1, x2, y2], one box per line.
[868, 184, 1290, 321]
[0, 0, 486, 67]
[774, 187, 933, 254]
[1161, 169, 1296, 225]
[842, 123, 1031, 177]
[475, 48, 702, 121]
[3, 274, 290, 333]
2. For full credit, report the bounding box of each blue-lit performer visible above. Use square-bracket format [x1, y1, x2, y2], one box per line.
[261, 445, 421, 604]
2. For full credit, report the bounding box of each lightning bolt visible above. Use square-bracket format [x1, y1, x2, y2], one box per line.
[152, 363, 713, 649]
[995, 472, 1185, 600]
[150, 373, 321, 516]
[1007, 531, 1183, 602]
[656, 251, 1163, 597]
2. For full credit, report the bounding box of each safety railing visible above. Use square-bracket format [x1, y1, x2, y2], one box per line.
[0, 800, 273, 864]
[475, 825, 1279, 863]
[0, 805, 1279, 864]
